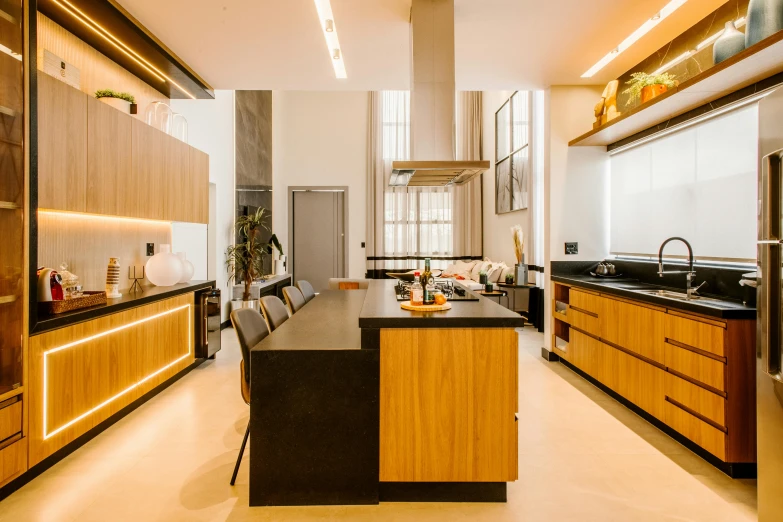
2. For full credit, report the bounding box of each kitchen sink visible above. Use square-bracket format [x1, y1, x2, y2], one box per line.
[634, 289, 700, 301]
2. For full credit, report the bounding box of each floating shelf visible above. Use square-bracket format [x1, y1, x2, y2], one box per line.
[0, 201, 20, 210]
[0, 295, 18, 305]
[570, 30, 783, 148]
[0, 105, 16, 118]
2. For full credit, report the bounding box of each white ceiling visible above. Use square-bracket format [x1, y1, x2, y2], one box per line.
[117, 0, 728, 91]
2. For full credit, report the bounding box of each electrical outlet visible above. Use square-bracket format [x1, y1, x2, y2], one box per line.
[565, 242, 578, 255]
[146, 243, 155, 256]
[361, 242, 366, 248]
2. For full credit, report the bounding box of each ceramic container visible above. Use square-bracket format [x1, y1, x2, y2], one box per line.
[176, 252, 195, 283]
[146, 244, 183, 287]
[641, 84, 668, 104]
[714, 21, 746, 64]
[746, 0, 783, 48]
[106, 257, 122, 298]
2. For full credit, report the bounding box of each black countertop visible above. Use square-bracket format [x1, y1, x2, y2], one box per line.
[358, 279, 525, 329]
[32, 280, 216, 335]
[552, 274, 755, 320]
[252, 290, 364, 351]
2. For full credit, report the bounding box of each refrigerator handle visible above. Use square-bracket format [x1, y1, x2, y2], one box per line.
[760, 150, 783, 380]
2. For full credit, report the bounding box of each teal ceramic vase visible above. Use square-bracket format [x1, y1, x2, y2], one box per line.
[714, 21, 746, 63]
[746, 0, 783, 48]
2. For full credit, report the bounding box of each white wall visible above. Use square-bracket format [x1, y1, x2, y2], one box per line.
[543, 85, 609, 348]
[272, 91, 368, 279]
[171, 223, 208, 280]
[170, 90, 236, 321]
[482, 90, 528, 267]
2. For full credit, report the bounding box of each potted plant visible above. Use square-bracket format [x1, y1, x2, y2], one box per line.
[622, 72, 677, 107]
[95, 89, 138, 114]
[479, 270, 488, 285]
[505, 273, 515, 285]
[226, 207, 270, 312]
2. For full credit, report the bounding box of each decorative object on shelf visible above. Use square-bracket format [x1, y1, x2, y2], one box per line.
[226, 207, 270, 310]
[36, 267, 63, 302]
[496, 91, 530, 214]
[146, 244, 184, 287]
[95, 89, 138, 115]
[622, 72, 678, 107]
[172, 113, 188, 142]
[714, 21, 746, 64]
[58, 263, 82, 299]
[106, 257, 122, 298]
[505, 273, 515, 284]
[145, 101, 188, 142]
[39, 291, 107, 315]
[511, 224, 528, 285]
[485, 282, 494, 293]
[265, 234, 286, 275]
[746, 0, 783, 48]
[129, 266, 145, 293]
[177, 252, 195, 283]
[593, 80, 621, 128]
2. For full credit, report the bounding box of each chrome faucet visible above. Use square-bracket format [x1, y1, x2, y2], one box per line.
[658, 237, 699, 300]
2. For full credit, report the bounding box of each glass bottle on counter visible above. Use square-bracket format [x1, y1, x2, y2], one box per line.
[422, 258, 435, 305]
[411, 272, 424, 306]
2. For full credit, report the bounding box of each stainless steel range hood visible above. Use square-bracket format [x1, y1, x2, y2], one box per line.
[389, 0, 489, 187]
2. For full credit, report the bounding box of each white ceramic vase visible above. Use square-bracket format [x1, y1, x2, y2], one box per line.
[176, 252, 195, 283]
[146, 244, 183, 286]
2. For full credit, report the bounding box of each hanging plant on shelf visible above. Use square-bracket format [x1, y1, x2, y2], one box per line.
[622, 72, 678, 107]
[225, 207, 271, 303]
[94, 89, 138, 114]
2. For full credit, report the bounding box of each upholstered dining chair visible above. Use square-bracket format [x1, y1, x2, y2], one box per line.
[296, 280, 316, 303]
[229, 308, 269, 486]
[259, 295, 289, 332]
[282, 286, 306, 314]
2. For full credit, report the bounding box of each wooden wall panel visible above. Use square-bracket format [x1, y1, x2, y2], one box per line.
[189, 147, 209, 224]
[86, 96, 131, 216]
[379, 328, 518, 482]
[132, 118, 166, 220]
[37, 14, 167, 121]
[601, 297, 666, 364]
[28, 294, 194, 465]
[38, 72, 87, 212]
[164, 135, 189, 221]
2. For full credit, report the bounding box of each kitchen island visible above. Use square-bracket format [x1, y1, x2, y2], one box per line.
[249, 280, 523, 506]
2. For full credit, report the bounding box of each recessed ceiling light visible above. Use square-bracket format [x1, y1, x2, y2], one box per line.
[581, 0, 688, 78]
[313, 0, 347, 79]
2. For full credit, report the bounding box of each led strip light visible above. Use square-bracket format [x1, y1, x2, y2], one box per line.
[38, 209, 172, 226]
[52, 0, 197, 99]
[43, 304, 191, 440]
[651, 17, 746, 75]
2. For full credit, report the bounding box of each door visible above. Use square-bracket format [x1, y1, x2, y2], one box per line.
[758, 86, 783, 522]
[291, 190, 346, 293]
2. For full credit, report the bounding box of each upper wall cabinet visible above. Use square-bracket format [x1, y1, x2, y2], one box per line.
[38, 74, 208, 224]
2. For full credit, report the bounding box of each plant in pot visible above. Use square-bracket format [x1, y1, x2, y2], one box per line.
[505, 273, 515, 285]
[95, 89, 138, 114]
[226, 207, 270, 312]
[479, 270, 488, 285]
[622, 72, 677, 107]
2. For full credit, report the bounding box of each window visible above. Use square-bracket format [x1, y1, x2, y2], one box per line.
[381, 91, 453, 267]
[495, 91, 530, 213]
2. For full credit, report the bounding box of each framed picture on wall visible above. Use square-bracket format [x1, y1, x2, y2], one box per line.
[495, 91, 530, 214]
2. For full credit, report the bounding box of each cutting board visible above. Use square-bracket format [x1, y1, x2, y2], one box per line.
[400, 301, 452, 312]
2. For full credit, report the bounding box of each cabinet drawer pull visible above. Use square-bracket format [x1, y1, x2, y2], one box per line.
[665, 396, 727, 433]
[570, 305, 598, 318]
[665, 338, 726, 363]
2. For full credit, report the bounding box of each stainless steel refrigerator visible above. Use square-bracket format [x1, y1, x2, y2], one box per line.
[757, 85, 783, 521]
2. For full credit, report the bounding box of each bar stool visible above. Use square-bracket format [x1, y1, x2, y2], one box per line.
[229, 308, 269, 485]
[296, 280, 316, 303]
[282, 286, 306, 314]
[259, 295, 289, 332]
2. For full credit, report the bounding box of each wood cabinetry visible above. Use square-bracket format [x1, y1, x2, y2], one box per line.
[551, 282, 755, 466]
[38, 76, 208, 223]
[0, 437, 27, 486]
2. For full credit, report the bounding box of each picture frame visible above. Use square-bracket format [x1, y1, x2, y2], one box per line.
[495, 91, 530, 214]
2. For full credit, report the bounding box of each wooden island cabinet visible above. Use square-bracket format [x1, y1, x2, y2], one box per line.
[551, 282, 755, 475]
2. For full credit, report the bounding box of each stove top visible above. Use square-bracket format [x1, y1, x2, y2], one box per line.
[394, 279, 479, 302]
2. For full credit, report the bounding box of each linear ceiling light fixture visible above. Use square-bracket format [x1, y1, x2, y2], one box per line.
[581, 0, 688, 78]
[313, 0, 347, 79]
[651, 17, 746, 75]
[52, 0, 197, 99]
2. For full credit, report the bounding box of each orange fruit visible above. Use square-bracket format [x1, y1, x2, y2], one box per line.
[434, 293, 447, 305]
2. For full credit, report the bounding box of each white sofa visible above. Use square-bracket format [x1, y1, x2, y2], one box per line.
[441, 259, 513, 291]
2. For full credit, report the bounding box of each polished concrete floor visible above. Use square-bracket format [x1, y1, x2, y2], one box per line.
[0, 327, 756, 521]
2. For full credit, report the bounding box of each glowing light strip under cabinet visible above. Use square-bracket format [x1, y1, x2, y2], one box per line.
[581, 0, 688, 78]
[52, 0, 197, 99]
[651, 17, 747, 75]
[38, 209, 172, 226]
[313, 0, 347, 79]
[43, 304, 191, 440]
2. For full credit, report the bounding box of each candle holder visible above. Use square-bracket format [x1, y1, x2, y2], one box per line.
[129, 266, 145, 294]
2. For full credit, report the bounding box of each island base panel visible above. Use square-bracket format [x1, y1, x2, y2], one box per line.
[379, 482, 507, 502]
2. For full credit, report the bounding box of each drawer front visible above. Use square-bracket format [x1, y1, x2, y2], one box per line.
[0, 400, 22, 442]
[664, 314, 725, 357]
[569, 329, 605, 381]
[664, 342, 725, 392]
[665, 372, 725, 427]
[570, 290, 602, 316]
[664, 400, 726, 460]
[0, 437, 27, 485]
[601, 298, 665, 364]
[570, 307, 599, 337]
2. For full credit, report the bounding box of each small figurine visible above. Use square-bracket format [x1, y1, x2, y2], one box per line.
[594, 80, 621, 128]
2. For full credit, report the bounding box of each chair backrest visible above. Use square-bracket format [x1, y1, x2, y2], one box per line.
[230, 308, 269, 386]
[282, 286, 306, 314]
[259, 295, 289, 332]
[327, 278, 371, 290]
[296, 280, 316, 303]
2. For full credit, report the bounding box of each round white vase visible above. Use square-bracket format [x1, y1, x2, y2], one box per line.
[176, 252, 195, 283]
[146, 244, 183, 286]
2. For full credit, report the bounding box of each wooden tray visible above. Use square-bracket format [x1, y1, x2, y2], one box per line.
[38, 291, 107, 315]
[400, 301, 452, 312]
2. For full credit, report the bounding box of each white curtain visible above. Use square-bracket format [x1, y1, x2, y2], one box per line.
[366, 91, 483, 276]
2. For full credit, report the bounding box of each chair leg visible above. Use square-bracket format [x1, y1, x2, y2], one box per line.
[230, 422, 250, 486]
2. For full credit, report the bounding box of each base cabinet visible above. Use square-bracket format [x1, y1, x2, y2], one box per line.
[0, 437, 27, 487]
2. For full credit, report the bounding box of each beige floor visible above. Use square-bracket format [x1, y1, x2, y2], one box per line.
[0, 328, 756, 521]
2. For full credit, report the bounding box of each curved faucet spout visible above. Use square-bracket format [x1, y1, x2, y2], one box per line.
[658, 236, 694, 275]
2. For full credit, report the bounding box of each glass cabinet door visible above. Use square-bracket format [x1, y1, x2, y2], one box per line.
[0, 0, 24, 395]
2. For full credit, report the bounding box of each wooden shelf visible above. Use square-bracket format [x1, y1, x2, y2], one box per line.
[0, 105, 16, 118]
[0, 295, 17, 305]
[570, 30, 783, 148]
[0, 201, 20, 210]
[0, 387, 22, 403]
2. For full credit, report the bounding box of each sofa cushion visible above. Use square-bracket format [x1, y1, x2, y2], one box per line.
[488, 262, 508, 283]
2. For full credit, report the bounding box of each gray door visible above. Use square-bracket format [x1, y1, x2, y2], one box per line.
[292, 190, 346, 293]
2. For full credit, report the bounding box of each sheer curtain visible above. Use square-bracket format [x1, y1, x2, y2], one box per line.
[366, 91, 483, 276]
